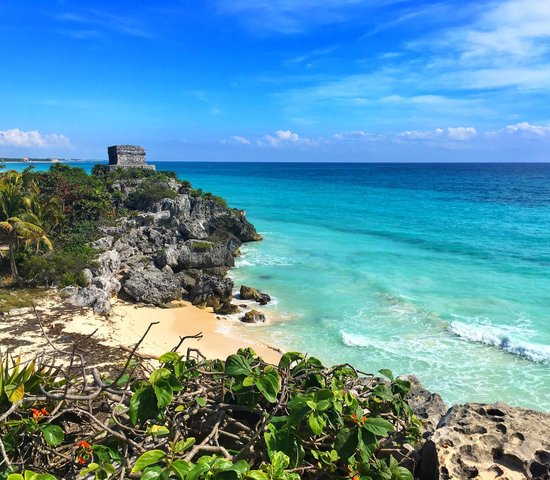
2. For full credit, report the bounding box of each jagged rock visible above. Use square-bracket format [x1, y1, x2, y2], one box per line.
[96, 250, 121, 276]
[189, 274, 233, 307]
[123, 270, 182, 306]
[241, 309, 266, 323]
[66, 286, 111, 315]
[417, 403, 550, 480]
[240, 285, 271, 305]
[81, 268, 94, 286]
[400, 374, 447, 438]
[214, 302, 240, 315]
[92, 275, 121, 296]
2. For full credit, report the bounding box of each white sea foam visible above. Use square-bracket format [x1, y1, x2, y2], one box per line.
[447, 321, 550, 363]
[235, 250, 297, 268]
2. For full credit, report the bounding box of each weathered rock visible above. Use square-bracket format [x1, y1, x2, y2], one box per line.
[123, 270, 182, 306]
[66, 286, 111, 315]
[400, 374, 447, 438]
[214, 302, 240, 315]
[417, 403, 550, 480]
[240, 285, 271, 304]
[189, 274, 233, 307]
[241, 309, 266, 323]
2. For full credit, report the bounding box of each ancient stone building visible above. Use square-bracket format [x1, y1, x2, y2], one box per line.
[107, 145, 155, 170]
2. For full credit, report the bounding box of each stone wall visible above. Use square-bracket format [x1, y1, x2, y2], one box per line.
[107, 145, 154, 170]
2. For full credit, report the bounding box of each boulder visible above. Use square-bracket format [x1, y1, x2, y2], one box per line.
[241, 309, 266, 323]
[66, 286, 111, 315]
[123, 269, 182, 306]
[417, 403, 550, 480]
[240, 285, 271, 305]
[189, 274, 233, 307]
[214, 302, 240, 315]
[400, 374, 447, 438]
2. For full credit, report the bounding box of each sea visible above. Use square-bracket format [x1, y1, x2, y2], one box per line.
[7, 161, 550, 411]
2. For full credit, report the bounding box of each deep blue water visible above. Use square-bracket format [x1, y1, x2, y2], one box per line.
[7, 161, 550, 410]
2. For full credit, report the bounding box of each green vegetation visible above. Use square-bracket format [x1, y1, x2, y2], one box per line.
[0, 346, 420, 479]
[0, 164, 230, 293]
[191, 242, 213, 252]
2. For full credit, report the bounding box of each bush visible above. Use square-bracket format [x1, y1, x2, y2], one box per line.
[191, 242, 213, 252]
[126, 179, 177, 210]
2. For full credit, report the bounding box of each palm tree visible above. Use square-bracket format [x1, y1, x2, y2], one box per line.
[0, 214, 53, 285]
[0, 168, 53, 285]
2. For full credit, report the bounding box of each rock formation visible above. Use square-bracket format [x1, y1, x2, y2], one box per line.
[66, 172, 261, 312]
[107, 145, 155, 171]
[417, 403, 550, 480]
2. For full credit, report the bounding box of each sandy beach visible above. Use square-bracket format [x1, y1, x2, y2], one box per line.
[0, 294, 281, 366]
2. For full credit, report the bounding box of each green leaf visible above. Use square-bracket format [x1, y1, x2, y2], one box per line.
[246, 472, 268, 480]
[196, 396, 207, 407]
[41, 424, 64, 446]
[358, 428, 378, 462]
[378, 368, 394, 381]
[153, 381, 173, 409]
[270, 451, 290, 474]
[278, 352, 303, 370]
[171, 460, 192, 480]
[7, 474, 24, 480]
[394, 466, 414, 480]
[242, 376, 255, 387]
[148, 425, 170, 436]
[159, 352, 180, 363]
[362, 417, 395, 437]
[224, 354, 253, 377]
[129, 387, 158, 425]
[334, 428, 358, 460]
[307, 411, 325, 436]
[264, 423, 304, 469]
[5, 383, 24, 403]
[173, 437, 196, 453]
[24, 471, 38, 480]
[255, 369, 280, 403]
[131, 450, 167, 473]
[140, 466, 163, 480]
[149, 368, 171, 385]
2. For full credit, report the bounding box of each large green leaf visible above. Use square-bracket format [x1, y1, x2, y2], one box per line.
[307, 411, 326, 436]
[40, 424, 64, 446]
[171, 460, 193, 480]
[131, 450, 167, 473]
[278, 352, 303, 370]
[224, 354, 252, 377]
[264, 423, 304, 468]
[334, 428, 358, 460]
[362, 417, 394, 437]
[129, 387, 158, 425]
[153, 380, 174, 409]
[255, 369, 280, 403]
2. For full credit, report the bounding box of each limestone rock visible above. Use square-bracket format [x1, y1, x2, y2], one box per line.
[123, 270, 182, 306]
[417, 403, 550, 480]
[240, 285, 271, 305]
[241, 309, 266, 323]
[66, 286, 112, 315]
[400, 374, 447, 438]
[214, 302, 240, 315]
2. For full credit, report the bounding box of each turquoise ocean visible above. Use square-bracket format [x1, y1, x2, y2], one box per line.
[8, 161, 550, 410]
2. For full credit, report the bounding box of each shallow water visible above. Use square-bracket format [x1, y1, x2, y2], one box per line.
[9, 161, 550, 410]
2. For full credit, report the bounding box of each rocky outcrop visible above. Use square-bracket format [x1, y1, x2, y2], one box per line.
[63, 286, 111, 315]
[417, 403, 550, 480]
[239, 285, 271, 305]
[66, 173, 262, 313]
[241, 309, 266, 323]
[123, 269, 182, 306]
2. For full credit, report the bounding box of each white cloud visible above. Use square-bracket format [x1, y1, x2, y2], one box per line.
[398, 127, 477, 141]
[261, 129, 315, 146]
[493, 122, 550, 138]
[222, 135, 251, 145]
[0, 129, 70, 148]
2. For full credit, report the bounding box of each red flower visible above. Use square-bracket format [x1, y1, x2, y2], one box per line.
[77, 440, 91, 449]
[31, 407, 48, 421]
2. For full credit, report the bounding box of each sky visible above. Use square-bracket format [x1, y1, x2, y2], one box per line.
[1, 0, 550, 162]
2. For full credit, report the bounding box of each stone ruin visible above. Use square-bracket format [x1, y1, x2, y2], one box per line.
[107, 145, 155, 171]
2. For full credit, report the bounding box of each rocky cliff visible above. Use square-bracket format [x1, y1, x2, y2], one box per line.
[65, 174, 261, 313]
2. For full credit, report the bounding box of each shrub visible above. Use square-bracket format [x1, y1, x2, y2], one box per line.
[191, 242, 213, 252]
[126, 179, 177, 210]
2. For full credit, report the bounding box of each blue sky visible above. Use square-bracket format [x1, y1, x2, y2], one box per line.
[1, 0, 550, 161]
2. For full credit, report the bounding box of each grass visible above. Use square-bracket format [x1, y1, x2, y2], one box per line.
[0, 281, 50, 313]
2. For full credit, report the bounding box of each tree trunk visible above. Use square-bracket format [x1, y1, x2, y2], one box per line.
[8, 238, 22, 287]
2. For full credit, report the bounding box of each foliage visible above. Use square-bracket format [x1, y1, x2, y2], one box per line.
[0, 340, 421, 480]
[191, 242, 213, 252]
[126, 178, 177, 210]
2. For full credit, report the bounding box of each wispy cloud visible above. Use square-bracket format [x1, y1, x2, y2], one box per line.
[55, 10, 152, 39]
[221, 135, 252, 145]
[0, 129, 70, 148]
[215, 0, 398, 34]
[260, 129, 316, 146]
